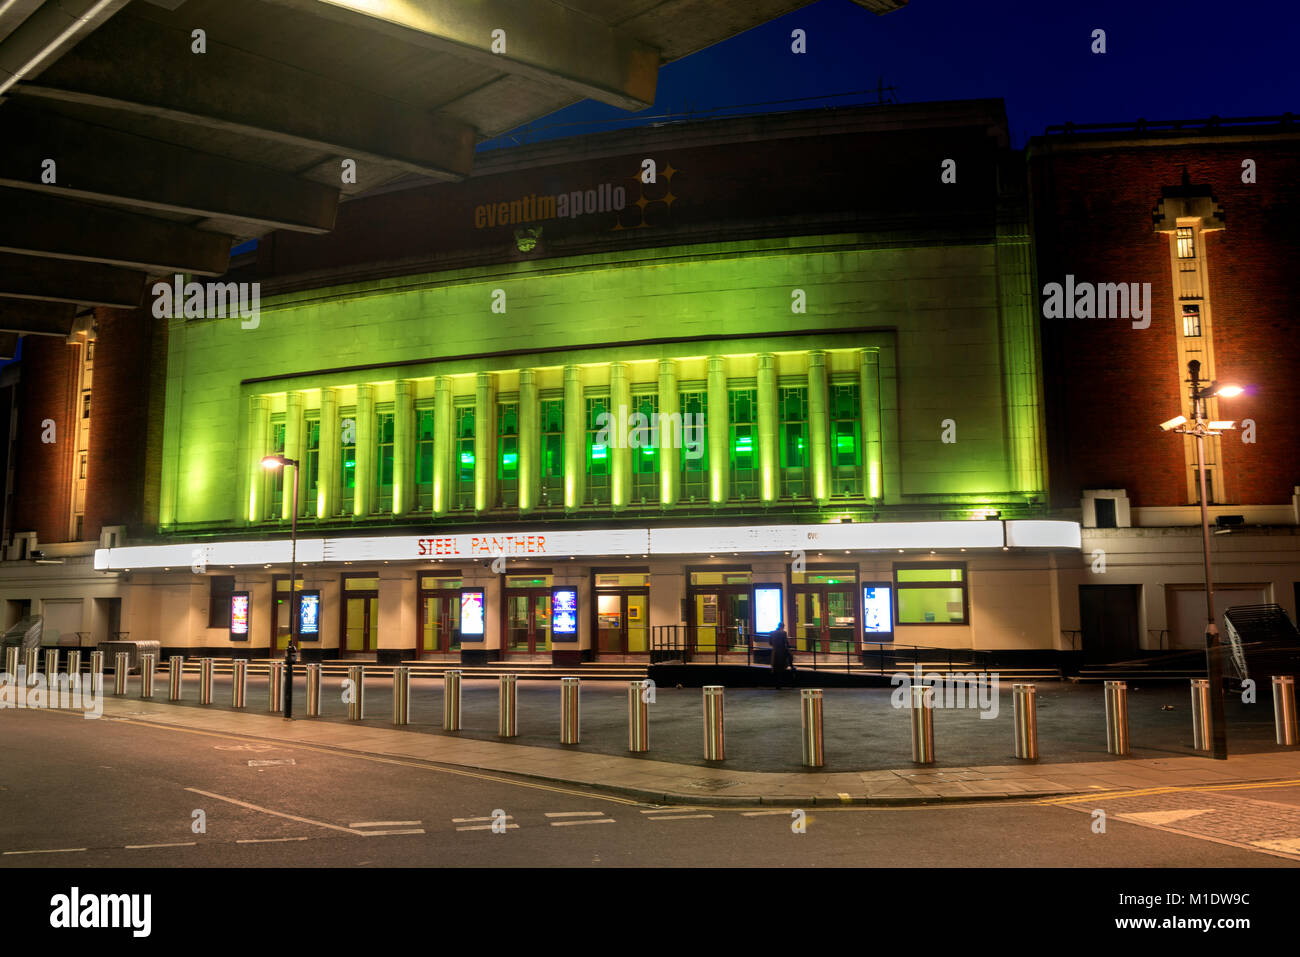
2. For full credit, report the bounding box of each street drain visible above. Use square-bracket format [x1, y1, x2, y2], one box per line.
[686, 779, 743, 790]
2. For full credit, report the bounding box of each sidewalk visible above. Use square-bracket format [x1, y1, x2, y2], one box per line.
[94, 693, 1300, 806]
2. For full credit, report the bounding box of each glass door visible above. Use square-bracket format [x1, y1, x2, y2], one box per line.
[626, 594, 648, 652]
[505, 589, 551, 653]
[793, 586, 857, 654]
[343, 596, 378, 654]
[597, 593, 624, 653]
[794, 589, 822, 653]
[826, 587, 856, 655]
[419, 594, 460, 656]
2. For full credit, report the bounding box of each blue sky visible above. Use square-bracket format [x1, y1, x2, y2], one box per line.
[483, 0, 1300, 151]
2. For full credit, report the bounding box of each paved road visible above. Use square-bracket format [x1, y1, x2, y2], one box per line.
[2, 708, 1298, 868]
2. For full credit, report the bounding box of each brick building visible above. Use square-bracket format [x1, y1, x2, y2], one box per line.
[1029, 117, 1300, 661]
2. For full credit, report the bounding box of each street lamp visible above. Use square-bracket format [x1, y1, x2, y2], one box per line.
[1158, 359, 1242, 760]
[262, 454, 299, 716]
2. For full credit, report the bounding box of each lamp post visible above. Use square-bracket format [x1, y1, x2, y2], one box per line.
[1158, 359, 1243, 760]
[262, 454, 300, 717]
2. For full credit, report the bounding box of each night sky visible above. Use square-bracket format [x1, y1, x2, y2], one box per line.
[483, 0, 1300, 152]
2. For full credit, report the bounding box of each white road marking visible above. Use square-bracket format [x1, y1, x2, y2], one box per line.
[451, 816, 513, 823]
[545, 811, 605, 817]
[125, 842, 197, 850]
[248, 759, 296, 767]
[356, 829, 426, 837]
[741, 810, 793, 817]
[351, 821, 422, 827]
[550, 818, 615, 827]
[456, 824, 520, 832]
[3, 847, 87, 855]
[237, 837, 309, 844]
[185, 787, 363, 835]
[646, 814, 713, 821]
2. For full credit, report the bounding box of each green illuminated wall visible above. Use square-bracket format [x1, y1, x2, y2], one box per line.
[158, 232, 1043, 530]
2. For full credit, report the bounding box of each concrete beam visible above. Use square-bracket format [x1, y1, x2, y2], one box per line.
[259, 0, 660, 111]
[0, 0, 131, 94]
[20, 11, 477, 180]
[850, 0, 910, 12]
[0, 253, 145, 308]
[0, 104, 339, 233]
[0, 297, 75, 337]
[0, 187, 232, 276]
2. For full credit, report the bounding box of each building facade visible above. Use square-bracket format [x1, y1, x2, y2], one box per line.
[6, 100, 1084, 663]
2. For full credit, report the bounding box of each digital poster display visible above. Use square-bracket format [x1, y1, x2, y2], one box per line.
[863, 584, 893, 638]
[460, 589, 485, 637]
[754, 585, 783, 634]
[230, 592, 250, 641]
[297, 590, 321, 639]
[551, 587, 578, 640]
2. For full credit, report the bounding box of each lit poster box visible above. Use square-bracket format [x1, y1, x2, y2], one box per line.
[551, 587, 578, 641]
[863, 584, 893, 641]
[460, 589, 485, 638]
[230, 591, 250, 641]
[754, 585, 783, 634]
[297, 590, 321, 640]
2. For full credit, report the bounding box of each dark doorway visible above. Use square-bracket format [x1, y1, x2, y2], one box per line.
[1079, 584, 1141, 663]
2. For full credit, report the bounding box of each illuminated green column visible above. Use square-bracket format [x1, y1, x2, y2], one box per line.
[707, 356, 729, 504]
[318, 388, 339, 518]
[393, 379, 414, 516]
[757, 353, 778, 504]
[808, 351, 830, 505]
[610, 362, 630, 510]
[354, 384, 374, 517]
[563, 365, 584, 512]
[432, 376, 452, 516]
[474, 372, 497, 512]
[518, 369, 539, 514]
[246, 395, 269, 523]
[859, 350, 883, 502]
[283, 391, 304, 521]
[657, 359, 679, 507]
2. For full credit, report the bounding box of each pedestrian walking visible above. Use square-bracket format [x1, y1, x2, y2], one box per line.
[770, 625, 792, 689]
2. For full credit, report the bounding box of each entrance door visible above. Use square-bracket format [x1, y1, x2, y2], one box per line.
[419, 594, 460, 656]
[1080, 585, 1140, 663]
[343, 595, 379, 655]
[689, 587, 752, 654]
[793, 586, 857, 654]
[505, 590, 551, 654]
[595, 591, 650, 655]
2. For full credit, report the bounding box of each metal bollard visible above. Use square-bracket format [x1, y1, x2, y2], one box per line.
[199, 657, 214, 705]
[1013, 683, 1038, 759]
[346, 665, 364, 720]
[1272, 675, 1298, 746]
[801, 688, 825, 767]
[24, 647, 37, 681]
[232, 659, 247, 708]
[4, 646, 17, 679]
[139, 654, 155, 700]
[267, 660, 285, 713]
[910, 683, 935, 763]
[1190, 678, 1212, 751]
[703, 685, 725, 761]
[305, 663, 321, 716]
[67, 650, 81, 688]
[1104, 680, 1130, 755]
[168, 655, 184, 701]
[114, 652, 129, 695]
[560, 676, 580, 744]
[393, 666, 410, 725]
[443, 670, 462, 731]
[44, 648, 59, 678]
[628, 680, 649, 753]
[89, 651, 103, 695]
[498, 673, 518, 737]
